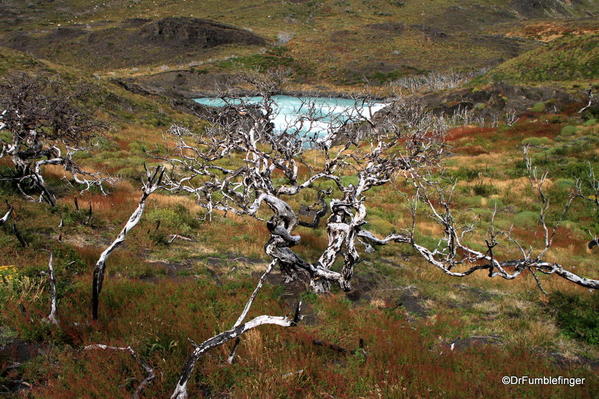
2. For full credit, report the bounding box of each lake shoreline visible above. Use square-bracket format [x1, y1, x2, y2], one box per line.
[186, 88, 392, 102]
[194, 95, 388, 136]
[111, 77, 394, 102]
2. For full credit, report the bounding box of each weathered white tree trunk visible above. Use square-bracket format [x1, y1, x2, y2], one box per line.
[0, 203, 13, 225]
[171, 305, 301, 399]
[91, 166, 164, 319]
[45, 253, 59, 325]
[227, 260, 276, 364]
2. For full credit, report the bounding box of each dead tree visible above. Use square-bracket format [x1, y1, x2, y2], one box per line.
[0, 202, 13, 225]
[91, 166, 164, 320]
[578, 88, 594, 114]
[158, 81, 449, 396]
[171, 302, 302, 399]
[11, 223, 28, 247]
[356, 148, 599, 290]
[156, 75, 599, 396]
[45, 253, 59, 325]
[572, 163, 599, 252]
[0, 73, 110, 206]
[227, 260, 277, 364]
[163, 90, 445, 292]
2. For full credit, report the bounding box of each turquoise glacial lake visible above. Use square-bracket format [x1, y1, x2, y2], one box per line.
[194, 95, 386, 137]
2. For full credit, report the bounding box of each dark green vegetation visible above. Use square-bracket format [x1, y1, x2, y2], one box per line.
[550, 292, 599, 345]
[213, 47, 313, 78]
[0, 1, 599, 398]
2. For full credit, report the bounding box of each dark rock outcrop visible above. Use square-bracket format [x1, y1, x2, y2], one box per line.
[125, 70, 247, 98]
[365, 22, 405, 34]
[375, 83, 585, 124]
[139, 17, 266, 48]
[446, 335, 503, 351]
[510, 0, 582, 18]
[397, 286, 429, 317]
[410, 24, 449, 40]
[0, 17, 267, 70]
[121, 18, 152, 27]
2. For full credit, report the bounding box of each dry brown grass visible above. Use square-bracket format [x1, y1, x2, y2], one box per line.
[446, 126, 496, 142]
[506, 22, 599, 42]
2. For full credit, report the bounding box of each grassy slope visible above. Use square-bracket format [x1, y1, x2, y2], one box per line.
[4, 0, 598, 86]
[482, 33, 599, 84]
[1, 106, 598, 398]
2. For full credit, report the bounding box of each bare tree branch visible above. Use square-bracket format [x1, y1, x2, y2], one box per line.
[45, 253, 59, 325]
[227, 260, 276, 364]
[91, 166, 164, 320]
[356, 155, 599, 289]
[0, 73, 111, 206]
[0, 202, 13, 225]
[171, 303, 302, 399]
[12, 223, 27, 247]
[578, 88, 594, 114]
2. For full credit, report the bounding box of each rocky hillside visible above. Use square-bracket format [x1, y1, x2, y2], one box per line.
[0, 17, 267, 71]
[0, 0, 598, 86]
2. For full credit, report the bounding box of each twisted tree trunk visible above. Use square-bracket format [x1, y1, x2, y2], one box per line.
[91, 166, 164, 319]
